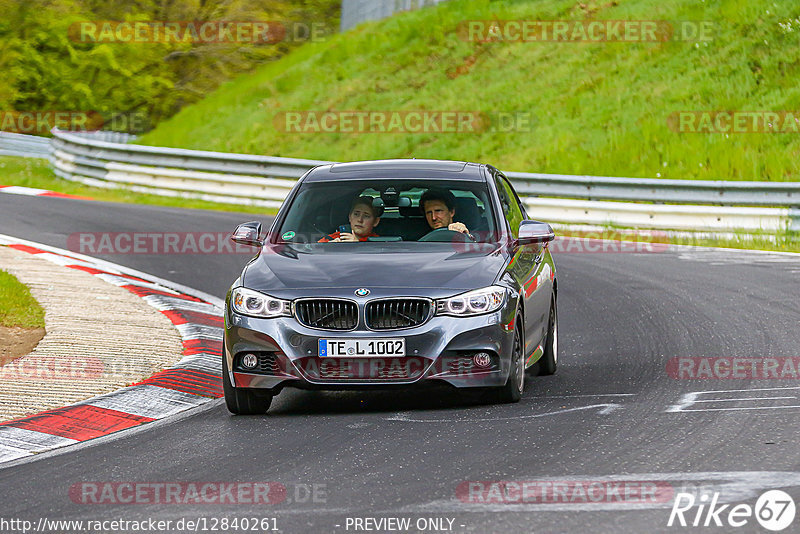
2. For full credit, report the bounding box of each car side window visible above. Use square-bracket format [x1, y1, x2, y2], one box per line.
[504, 177, 529, 219]
[494, 175, 524, 237]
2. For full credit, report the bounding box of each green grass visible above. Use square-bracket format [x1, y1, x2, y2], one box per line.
[0, 156, 277, 215]
[0, 269, 45, 328]
[139, 0, 800, 181]
[670, 234, 800, 253]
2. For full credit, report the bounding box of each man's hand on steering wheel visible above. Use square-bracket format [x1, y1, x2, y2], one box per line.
[448, 222, 475, 241]
[419, 227, 476, 242]
[448, 222, 469, 234]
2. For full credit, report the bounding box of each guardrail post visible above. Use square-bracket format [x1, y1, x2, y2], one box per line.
[790, 208, 800, 233]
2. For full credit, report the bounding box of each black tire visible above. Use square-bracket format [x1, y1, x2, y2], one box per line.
[539, 296, 558, 376]
[496, 318, 524, 403]
[223, 349, 272, 415]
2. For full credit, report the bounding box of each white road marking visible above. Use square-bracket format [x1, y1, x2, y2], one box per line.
[33, 252, 120, 273]
[175, 323, 224, 341]
[0, 445, 32, 462]
[0, 427, 79, 463]
[677, 250, 800, 266]
[385, 403, 622, 423]
[0, 427, 78, 451]
[667, 386, 800, 412]
[679, 405, 800, 412]
[96, 273, 180, 294]
[530, 393, 635, 398]
[0, 186, 49, 195]
[691, 396, 796, 403]
[143, 294, 221, 315]
[170, 353, 222, 374]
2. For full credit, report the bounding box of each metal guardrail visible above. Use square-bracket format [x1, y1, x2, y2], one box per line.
[49, 129, 324, 208]
[64, 130, 139, 144]
[524, 197, 795, 233]
[507, 171, 800, 208]
[340, 0, 451, 31]
[0, 132, 50, 159]
[4, 129, 799, 232]
[1, 131, 136, 159]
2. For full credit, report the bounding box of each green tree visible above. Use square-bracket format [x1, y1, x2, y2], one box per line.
[0, 0, 340, 133]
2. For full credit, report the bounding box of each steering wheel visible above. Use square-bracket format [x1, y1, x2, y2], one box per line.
[418, 228, 476, 242]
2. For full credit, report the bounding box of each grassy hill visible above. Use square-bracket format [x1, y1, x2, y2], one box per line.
[140, 0, 800, 181]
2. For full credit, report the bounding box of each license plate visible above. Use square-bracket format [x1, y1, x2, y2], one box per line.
[319, 338, 405, 357]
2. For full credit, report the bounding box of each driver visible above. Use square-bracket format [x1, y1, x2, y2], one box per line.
[318, 195, 381, 242]
[420, 188, 471, 236]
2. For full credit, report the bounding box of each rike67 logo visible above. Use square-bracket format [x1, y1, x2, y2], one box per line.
[668, 490, 796, 531]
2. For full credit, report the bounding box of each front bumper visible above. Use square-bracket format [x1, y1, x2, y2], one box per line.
[224, 303, 516, 392]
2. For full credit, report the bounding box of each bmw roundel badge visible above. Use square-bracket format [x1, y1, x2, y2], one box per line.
[355, 288, 370, 297]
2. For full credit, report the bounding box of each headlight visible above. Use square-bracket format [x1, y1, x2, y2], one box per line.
[435, 286, 507, 317]
[231, 287, 291, 318]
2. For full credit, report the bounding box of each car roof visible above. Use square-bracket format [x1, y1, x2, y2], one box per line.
[303, 159, 488, 182]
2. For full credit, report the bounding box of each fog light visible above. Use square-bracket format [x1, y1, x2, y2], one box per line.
[473, 352, 492, 368]
[241, 353, 258, 369]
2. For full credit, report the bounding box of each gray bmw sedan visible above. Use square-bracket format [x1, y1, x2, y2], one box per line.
[223, 159, 557, 414]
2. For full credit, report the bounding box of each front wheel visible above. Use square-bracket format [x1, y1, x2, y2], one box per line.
[538, 296, 558, 376]
[223, 348, 272, 415]
[496, 319, 524, 403]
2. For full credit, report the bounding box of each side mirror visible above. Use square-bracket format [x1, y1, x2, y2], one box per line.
[518, 220, 555, 245]
[231, 221, 263, 247]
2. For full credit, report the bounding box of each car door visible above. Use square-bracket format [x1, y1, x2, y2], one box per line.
[493, 171, 550, 357]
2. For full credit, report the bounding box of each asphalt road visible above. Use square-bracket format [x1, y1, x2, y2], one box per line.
[2, 194, 800, 534]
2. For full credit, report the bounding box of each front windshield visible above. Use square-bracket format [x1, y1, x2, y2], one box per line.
[275, 179, 498, 245]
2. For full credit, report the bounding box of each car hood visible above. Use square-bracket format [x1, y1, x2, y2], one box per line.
[242, 243, 507, 294]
